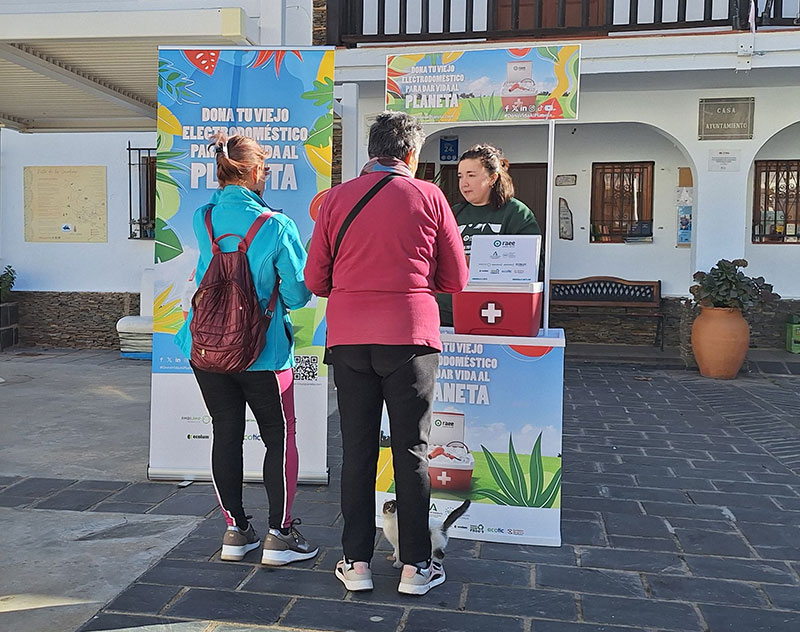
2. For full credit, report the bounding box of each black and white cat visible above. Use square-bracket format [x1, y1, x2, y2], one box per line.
[381, 498, 471, 568]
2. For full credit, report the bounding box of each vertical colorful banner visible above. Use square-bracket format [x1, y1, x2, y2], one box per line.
[676, 186, 693, 247]
[386, 46, 580, 124]
[376, 333, 565, 546]
[149, 47, 333, 483]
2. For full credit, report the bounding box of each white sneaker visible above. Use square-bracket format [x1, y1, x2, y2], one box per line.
[335, 559, 373, 592]
[398, 561, 445, 595]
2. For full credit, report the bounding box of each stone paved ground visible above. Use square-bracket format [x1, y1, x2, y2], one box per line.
[2, 363, 800, 632]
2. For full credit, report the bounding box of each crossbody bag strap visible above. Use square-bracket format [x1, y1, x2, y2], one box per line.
[332, 173, 399, 261]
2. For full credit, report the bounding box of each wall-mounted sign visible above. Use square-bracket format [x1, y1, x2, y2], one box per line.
[23, 166, 107, 243]
[440, 135, 459, 161]
[555, 174, 577, 186]
[386, 46, 580, 124]
[698, 97, 754, 140]
[676, 186, 693, 247]
[708, 149, 742, 172]
[558, 198, 574, 240]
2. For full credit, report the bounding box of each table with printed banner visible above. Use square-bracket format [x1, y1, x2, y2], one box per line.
[376, 46, 579, 545]
[149, 47, 334, 483]
[376, 331, 564, 546]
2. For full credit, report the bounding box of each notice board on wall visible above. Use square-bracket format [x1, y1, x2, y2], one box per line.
[23, 166, 107, 242]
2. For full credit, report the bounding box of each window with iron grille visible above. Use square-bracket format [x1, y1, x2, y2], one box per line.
[590, 161, 654, 243]
[127, 142, 156, 239]
[752, 160, 800, 244]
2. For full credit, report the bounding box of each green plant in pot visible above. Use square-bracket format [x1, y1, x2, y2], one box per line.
[689, 258, 779, 379]
[0, 265, 16, 303]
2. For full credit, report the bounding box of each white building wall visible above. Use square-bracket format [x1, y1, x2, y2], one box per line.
[0, 130, 156, 292]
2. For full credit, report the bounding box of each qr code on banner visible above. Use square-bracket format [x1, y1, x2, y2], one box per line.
[294, 355, 319, 382]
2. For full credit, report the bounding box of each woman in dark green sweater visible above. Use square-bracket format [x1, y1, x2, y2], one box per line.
[437, 143, 541, 326]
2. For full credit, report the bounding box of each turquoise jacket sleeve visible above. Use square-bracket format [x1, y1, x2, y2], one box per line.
[264, 216, 312, 311]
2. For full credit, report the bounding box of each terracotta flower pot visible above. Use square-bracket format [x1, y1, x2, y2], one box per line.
[691, 306, 749, 379]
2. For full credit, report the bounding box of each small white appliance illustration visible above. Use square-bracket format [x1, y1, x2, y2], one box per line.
[501, 61, 537, 112]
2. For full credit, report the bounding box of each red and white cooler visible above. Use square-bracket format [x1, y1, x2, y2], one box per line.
[428, 412, 475, 491]
[452, 282, 543, 337]
[429, 441, 474, 491]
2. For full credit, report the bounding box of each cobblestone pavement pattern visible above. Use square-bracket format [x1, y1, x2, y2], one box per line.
[1, 351, 800, 632]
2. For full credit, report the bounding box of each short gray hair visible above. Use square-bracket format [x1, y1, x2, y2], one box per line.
[367, 112, 425, 160]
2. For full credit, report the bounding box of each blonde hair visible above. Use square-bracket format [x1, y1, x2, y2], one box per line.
[209, 132, 267, 187]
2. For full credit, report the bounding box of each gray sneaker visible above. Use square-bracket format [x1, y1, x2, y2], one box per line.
[261, 520, 319, 566]
[398, 560, 446, 595]
[220, 523, 260, 561]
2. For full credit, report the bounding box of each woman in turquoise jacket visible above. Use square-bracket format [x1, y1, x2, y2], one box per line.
[175, 133, 317, 567]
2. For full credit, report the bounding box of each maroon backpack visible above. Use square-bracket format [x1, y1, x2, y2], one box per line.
[190, 205, 279, 373]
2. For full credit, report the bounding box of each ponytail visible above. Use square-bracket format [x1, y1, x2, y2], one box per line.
[208, 132, 267, 188]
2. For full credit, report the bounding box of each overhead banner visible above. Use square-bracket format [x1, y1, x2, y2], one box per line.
[386, 46, 580, 124]
[376, 333, 565, 546]
[150, 47, 334, 483]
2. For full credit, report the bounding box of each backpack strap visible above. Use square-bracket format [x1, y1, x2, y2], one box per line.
[203, 205, 280, 319]
[203, 205, 274, 255]
[241, 211, 274, 252]
[265, 282, 280, 320]
[332, 173, 398, 261]
[239, 211, 280, 320]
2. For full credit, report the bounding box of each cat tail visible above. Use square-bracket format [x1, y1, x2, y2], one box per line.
[442, 499, 471, 532]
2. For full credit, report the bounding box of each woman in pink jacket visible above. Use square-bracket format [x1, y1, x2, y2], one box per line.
[306, 112, 468, 596]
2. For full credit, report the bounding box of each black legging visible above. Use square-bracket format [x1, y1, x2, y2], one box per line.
[332, 344, 438, 565]
[192, 366, 298, 531]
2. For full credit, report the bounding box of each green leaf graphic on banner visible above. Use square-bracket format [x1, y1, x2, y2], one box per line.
[509, 434, 528, 504]
[481, 444, 524, 504]
[306, 112, 333, 148]
[471, 488, 511, 505]
[301, 77, 334, 108]
[527, 432, 544, 505]
[158, 58, 200, 104]
[155, 218, 183, 263]
[466, 95, 504, 122]
[474, 433, 562, 508]
[562, 53, 580, 118]
[538, 47, 560, 64]
[155, 131, 182, 221]
[537, 467, 563, 508]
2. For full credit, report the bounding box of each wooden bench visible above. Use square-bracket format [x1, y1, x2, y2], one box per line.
[549, 276, 664, 350]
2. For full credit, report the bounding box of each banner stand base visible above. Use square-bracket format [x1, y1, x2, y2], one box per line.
[148, 467, 330, 485]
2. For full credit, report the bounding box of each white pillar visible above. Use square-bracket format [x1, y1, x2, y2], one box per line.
[334, 83, 360, 183]
[689, 145, 757, 273]
[543, 120, 556, 332]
